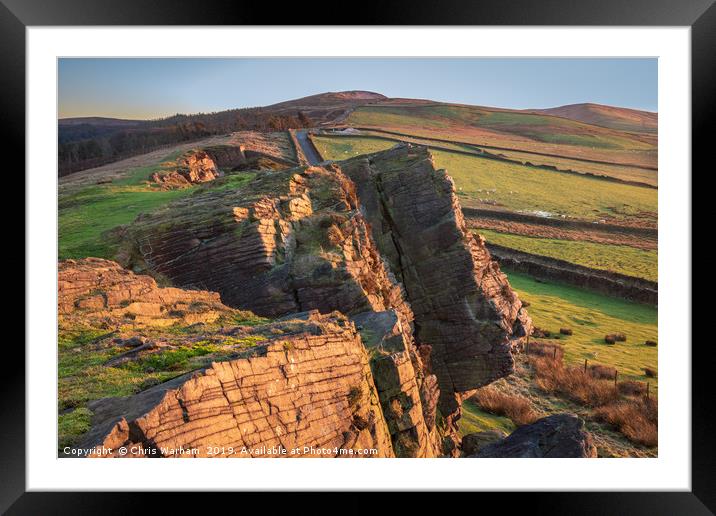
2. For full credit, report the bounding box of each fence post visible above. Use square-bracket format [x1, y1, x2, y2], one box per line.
[584, 359, 588, 374]
[553, 347, 557, 359]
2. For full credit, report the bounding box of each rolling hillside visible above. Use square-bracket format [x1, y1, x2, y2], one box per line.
[345, 99, 657, 169]
[529, 103, 658, 134]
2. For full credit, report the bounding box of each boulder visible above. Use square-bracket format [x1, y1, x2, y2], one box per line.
[151, 150, 223, 187]
[470, 414, 597, 458]
[461, 430, 507, 456]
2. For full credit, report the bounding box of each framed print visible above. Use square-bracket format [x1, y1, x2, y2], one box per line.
[6, 0, 713, 512]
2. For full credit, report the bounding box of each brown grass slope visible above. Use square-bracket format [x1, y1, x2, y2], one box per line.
[347, 99, 657, 168]
[529, 103, 658, 134]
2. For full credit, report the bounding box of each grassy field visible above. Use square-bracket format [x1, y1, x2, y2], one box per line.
[344, 103, 657, 168]
[477, 229, 658, 282]
[357, 128, 659, 186]
[458, 399, 516, 437]
[312, 135, 395, 160]
[312, 135, 658, 223]
[494, 148, 658, 187]
[432, 150, 657, 222]
[348, 104, 653, 150]
[59, 185, 193, 259]
[59, 151, 192, 259]
[506, 271, 658, 387]
[58, 148, 258, 260]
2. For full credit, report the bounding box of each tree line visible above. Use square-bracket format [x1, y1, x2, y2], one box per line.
[58, 109, 314, 176]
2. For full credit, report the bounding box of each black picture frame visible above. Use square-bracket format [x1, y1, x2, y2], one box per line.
[5, 0, 712, 512]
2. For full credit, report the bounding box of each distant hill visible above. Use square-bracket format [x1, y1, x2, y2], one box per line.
[344, 98, 658, 169]
[58, 117, 142, 127]
[529, 103, 657, 134]
[57, 91, 386, 176]
[261, 90, 386, 124]
[267, 90, 386, 109]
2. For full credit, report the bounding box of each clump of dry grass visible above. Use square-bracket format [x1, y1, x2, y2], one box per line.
[525, 340, 564, 360]
[530, 356, 619, 407]
[588, 363, 617, 380]
[617, 380, 648, 396]
[594, 398, 658, 447]
[472, 385, 539, 426]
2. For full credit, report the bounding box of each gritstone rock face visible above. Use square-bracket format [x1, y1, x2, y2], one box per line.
[71, 143, 535, 457]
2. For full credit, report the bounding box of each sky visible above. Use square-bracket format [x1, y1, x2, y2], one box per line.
[58, 58, 657, 119]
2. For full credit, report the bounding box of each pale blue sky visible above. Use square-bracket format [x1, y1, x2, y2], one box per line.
[58, 58, 657, 119]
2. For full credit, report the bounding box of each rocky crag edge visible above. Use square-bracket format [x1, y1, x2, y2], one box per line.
[59, 143, 596, 458]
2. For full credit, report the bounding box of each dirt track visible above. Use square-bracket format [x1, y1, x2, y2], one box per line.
[295, 130, 323, 165]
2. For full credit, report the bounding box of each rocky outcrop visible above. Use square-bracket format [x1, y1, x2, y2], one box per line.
[115, 143, 531, 452]
[151, 150, 223, 186]
[81, 310, 394, 458]
[340, 145, 532, 419]
[60, 259, 435, 458]
[59, 257, 229, 327]
[118, 161, 446, 455]
[150, 145, 252, 187]
[121, 165, 413, 325]
[203, 144, 248, 169]
[469, 414, 597, 458]
[353, 309, 441, 457]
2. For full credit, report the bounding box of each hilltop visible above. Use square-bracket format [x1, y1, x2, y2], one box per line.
[529, 103, 658, 134]
[58, 116, 142, 127]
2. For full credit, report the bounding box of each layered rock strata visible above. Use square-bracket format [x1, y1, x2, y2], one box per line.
[150, 145, 253, 187]
[81, 310, 394, 458]
[113, 143, 531, 453]
[59, 257, 228, 327]
[340, 146, 532, 417]
[352, 309, 440, 457]
[61, 259, 436, 458]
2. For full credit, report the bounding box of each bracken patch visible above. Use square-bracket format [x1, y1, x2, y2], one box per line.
[471, 385, 539, 427]
[594, 398, 658, 447]
[530, 356, 619, 407]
